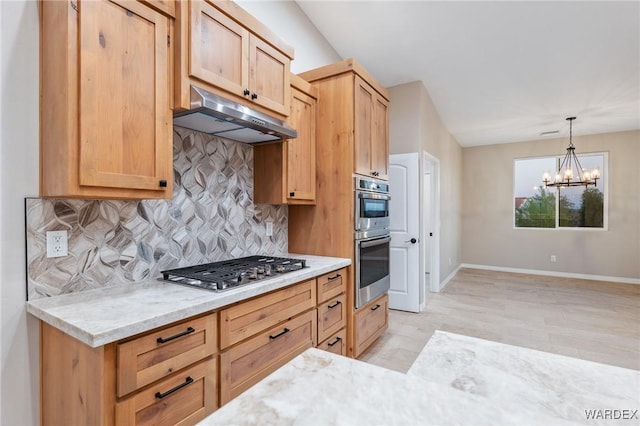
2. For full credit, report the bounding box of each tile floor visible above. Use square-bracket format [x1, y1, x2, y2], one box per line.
[359, 268, 640, 372]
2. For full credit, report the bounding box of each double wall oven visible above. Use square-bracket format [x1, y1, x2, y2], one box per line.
[354, 177, 391, 309]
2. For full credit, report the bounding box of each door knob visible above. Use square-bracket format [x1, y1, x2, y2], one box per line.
[404, 238, 417, 244]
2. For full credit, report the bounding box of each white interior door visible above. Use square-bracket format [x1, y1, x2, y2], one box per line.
[388, 153, 420, 312]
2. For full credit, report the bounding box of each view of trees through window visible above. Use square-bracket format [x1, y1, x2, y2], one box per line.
[514, 154, 605, 229]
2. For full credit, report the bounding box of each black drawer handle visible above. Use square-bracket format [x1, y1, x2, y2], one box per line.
[155, 376, 193, 399]
[328, 300, 342, 309]
[327, 336, 342, 347]
[371, 304, 381, 311]
[251, 92, 258, 100]
[243, 88, 250, 96]
[159, 179, 168, 188]
[157, 327, 195, 344]
[327, 274, 341, 281]
[289, 191, 295, 197]
[269, 327, 290, 340]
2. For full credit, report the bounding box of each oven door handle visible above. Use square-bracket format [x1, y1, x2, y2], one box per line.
[357, 192, 391, 200]
[359, 236, 391, 248]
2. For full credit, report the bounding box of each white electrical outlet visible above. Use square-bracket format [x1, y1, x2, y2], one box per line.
[550, 255, 557, 263]
[46, 230, 68, 258]
[265, 221, 274, 237]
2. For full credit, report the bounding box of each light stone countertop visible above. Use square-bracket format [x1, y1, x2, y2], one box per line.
[201, 331, 640, 426]
[26, 254, 350, 347]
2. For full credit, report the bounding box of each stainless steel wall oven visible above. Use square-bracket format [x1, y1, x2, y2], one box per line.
[355, 177, 390, 233]
[354, 177, 391, 309]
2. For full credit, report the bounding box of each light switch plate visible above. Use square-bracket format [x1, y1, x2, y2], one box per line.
[266, 221, 274, 237]
[46, 230, 68, 258]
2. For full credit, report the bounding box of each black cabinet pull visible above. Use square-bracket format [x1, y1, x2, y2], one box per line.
[251, 92, 258, 100]
[269, 327, 290, 340]
[327, 336, 342, 347]
[371, 304, 381, 311]
[159, 179, 167, 188]
[155, 376, 193, 399]
[328, 300, 342, 309]
[289, 191, 295, 197]
[157, 327, 195, 344]
[327, 274, 341, 281]
[243, 88, 250, 96]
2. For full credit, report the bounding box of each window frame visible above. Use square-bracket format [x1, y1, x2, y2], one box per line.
[513, 151, 608, 231]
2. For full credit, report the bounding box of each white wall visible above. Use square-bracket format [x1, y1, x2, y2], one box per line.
[235, 0, 341, 73]
[389, 81, 463, 289]
[462, 130, 640, 280]
[1, 0, 40, 424]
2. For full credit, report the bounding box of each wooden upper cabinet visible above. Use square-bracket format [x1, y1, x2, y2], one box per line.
[189, 1, 249, 97]
[40, 0, 173, 199]
[249, 36, 290, 115]
[299, 59, 390, 182]
[371, 94, 390, 179]
[354, 76, 388, 180]
[176, 0, 293, 117]
[254, 74, 317, 205]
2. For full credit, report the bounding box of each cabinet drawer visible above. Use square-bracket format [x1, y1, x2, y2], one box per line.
[317, 294, 346, 343]
[219, 280, 316, 349]
[117, 314, 217, 397]
[354, 294, 388, 358]
[219, 310, 316, 404]
[116, 357, 217, 426]
[317, 268, 346, 303]
[317, 329, 346, 357]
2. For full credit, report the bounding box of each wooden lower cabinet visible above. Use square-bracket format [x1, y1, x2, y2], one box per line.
[219, 279, 316, 349]
[353, 294, 389, 358]
[317, 329, 347, 356]
[117, 314, 217, 397]
[317, 294, 346, 343]
[317, 267, 347, 304]
[115, 358, 217, 426]
[40, 315, 217, 426]
[219, 310, 316, 404]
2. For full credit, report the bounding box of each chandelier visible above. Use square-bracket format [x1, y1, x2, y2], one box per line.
[542, 117, 600, 188]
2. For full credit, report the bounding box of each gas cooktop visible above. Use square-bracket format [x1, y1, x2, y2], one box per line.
[161, 255, 307, 292]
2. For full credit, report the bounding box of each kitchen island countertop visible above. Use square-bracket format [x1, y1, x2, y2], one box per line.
[26, 254, 350, 347]
[201, 331, 640, 425]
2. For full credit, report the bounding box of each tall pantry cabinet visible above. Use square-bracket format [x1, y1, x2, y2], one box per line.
[290, 59, 390, 358]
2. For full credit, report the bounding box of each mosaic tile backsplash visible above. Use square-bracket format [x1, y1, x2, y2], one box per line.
[26, 127, 288, 300]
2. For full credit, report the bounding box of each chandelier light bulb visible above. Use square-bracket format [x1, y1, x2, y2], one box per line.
[565, 168, 573, 179]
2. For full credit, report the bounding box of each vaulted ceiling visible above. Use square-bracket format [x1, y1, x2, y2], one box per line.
[296, 1, 640, 146]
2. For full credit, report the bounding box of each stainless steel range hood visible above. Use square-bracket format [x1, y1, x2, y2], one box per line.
[173, 86, 297, 144]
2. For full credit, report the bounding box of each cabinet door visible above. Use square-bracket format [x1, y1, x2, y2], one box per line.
[219, 311, 316, 404]
[286, 87, 316, 202]
[219, 279, 316, 349]
[79, 0, 172, 192]
[354, 76, 374, 177]
[249, 35, 290, 116]
[117, 314, 217, 397]
[317, 329, 346, 357]
[371, 95, 389, 179]
[189, 0, 249, 98]
[317, 294, 346, 343]
[116, 358, 217, 426]
[354, 294, 388, 358]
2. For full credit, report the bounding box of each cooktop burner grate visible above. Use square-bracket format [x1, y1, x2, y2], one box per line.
[161, 255, 306, 292]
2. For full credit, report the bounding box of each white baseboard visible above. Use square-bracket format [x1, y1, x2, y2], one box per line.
[438, 265, 462, 291]
[460, 263, 640, 285]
